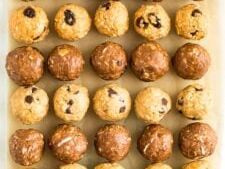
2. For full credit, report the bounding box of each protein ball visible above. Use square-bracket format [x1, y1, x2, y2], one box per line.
[90, 41, 128, 80]
[6, 46, 44, 86]
[47, 44, 85, 81]
[131, 41, 170, 82]
[54, 3, 91, 41]
[94, 163, 125, 169]
[145, 163, 172, 169]
[59, 163, 87, 169]
[48, 124, 88, 163]
[9, 5, 49, 44]
[94, 124, 131, 162]
[94, 0, 129, 37]
[182, 160, 211, 169]
[137, 124, 174, 163]
[9, 129, 44, 166]
[179, 122, 217, 160]
[172, 43, 210, 80]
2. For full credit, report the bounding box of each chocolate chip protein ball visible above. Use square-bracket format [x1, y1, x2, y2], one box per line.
[59, 163, 87, 169]
[10, 86, 49, 125]
[137, 124, 173, 163]
[93, 84, 131, 122]
[134, 4, 171, 40]
[131, 41, 170, 82]
[9, 129, 44, 166]
[172, 43, 210, 80]
[135, 87, 171, 123]
[179, 122, 217, 160]
[94, 0, 129, 37]
[94, 124, 131, 162]
[94, 163, 125, 169]
[90, 41, 128, 80]
[176, 84, 211, 120]
[54, 3, 91, 41]
[48, 124, 88, 163]
[6, 46, 44, 86]
[182, 160, 211, 169]
[175, 4, 207, 40]
[9, 5, 49, 44]
[53, 84, 90, 122]
[48, 44, 84, 81]
[145, 163, 172, 169]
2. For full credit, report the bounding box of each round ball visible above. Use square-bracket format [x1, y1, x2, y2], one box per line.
[94, 0, 129, 37]
[135, 87, 171, 123]
[131, 41, 169, 82]
[91, 41, 128, 80]
[145, 163, 172, 169]
[6, 46, 44, 86]
[182, 160, 211, 169]
[179, 122, 217, 160]
[53, 84, 90, 122]
[176, 84, 211, 120]
[48, 124, 88, 163]
[137, 124, 174, 163]
[59, 163, 87, 169]
[94, 124, 131, 162]
[54, 3, 91, 41]
[175, 4, 207, 40]
[10, 86, 49, 124]
[9, 5, 49, 44]
[94, 163, 125, 169]
[9, 129, 44, 166]
[172, 43, 210, 80]
[134, 4, 171, 40]
[48, 44, 84, 81]
[93, 84, 131, 122]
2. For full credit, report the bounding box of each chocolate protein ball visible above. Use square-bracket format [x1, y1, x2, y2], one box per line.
[94, 124, 131, 162]
[9, 129, 44, 166]
[137, 124, 173, 163]
[172, 43, 210, 80]
[48, 124, 88, 163]
[91, 41, 128, 80]
[6, 46, 44, 86]
[48, 44, 84, 81]
[131, 41, 169, 82]
[179, 122, 217, 160]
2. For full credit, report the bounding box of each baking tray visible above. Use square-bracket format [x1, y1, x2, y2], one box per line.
[1, 0, 225, 168]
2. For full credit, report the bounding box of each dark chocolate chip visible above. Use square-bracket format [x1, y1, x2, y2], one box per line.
[191, 9, 202, 17]
[108, 88, 117, 97]
[116, 61, 122, 66]
[23, 7, 35, 18]
[195, 87, 203, 91]
[67, 99, 74, 106]
[65, 108, 72, 114]
[119, 98, 124, 103]
[177, 98, 184, 105]
[32, 87, 37, 93]
[74, 91, 79, 95]
[190, 30, 198, 36]
[162, 98, 168, 105]
[148, 13, 161, 28]
[159, 110, 165, 114]
[25, 95, 33, 104]
[136, 16, 149, 29]
[119, 106, 126, 113]
[67, 86, 71, 92]
[64, 10, 75, 26]
[178, 110, 183, 114]
[101, 1, 111, 10]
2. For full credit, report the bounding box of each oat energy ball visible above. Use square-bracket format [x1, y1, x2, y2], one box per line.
[179, 122, 217, 160]
[95, 163, 125, 169]
[9, 5, 49, 44]
[175, 4, 207, 40]
[54, 3, 91, 41]
[53, 84, 90, 122]
[6, 46, 44, 86]
[138, 124, 173, 163]
[94, 124, 131, 162]
[145, 163, 172, 169]
[131, 41, 170, 81]
[135, 87, 171, 123]
[93, 84, 131, 122]
[91, 41, 128, 80]
[182, 160, 211, 169]
[48, 44, 84, 81]
[172, 43, 210, 80]
[9, 129, 44, 166]
[94, 0, 129, 37]
[10, 86, 49, 125]
[48, 124, 88, 163]
[176, 84, 211, 120]
[59, 163, 87, 169]
[134, 4, 171, 40]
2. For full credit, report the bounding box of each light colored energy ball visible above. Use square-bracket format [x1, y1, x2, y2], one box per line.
[146, 163, 172, 169]
[94, 163, 125, 169]
[59, 163, 87, 169]
[182, 160, 211, 169]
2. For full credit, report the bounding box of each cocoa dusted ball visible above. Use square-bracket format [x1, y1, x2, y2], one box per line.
[48, 124, 88, 163]
[179, 122, 217, 160]
[94, 124, 131, 162]
[172, 43, 210, 80]
[137, 124, 174, 163]
[131, 41, 169, 82]
[6, 46, 44, 86]
[90, 41, 128, 80]
[9, 129, 45, 166]
[47, 44, 85, 81]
